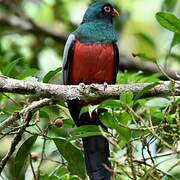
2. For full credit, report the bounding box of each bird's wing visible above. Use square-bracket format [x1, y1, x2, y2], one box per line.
[112, 43, 120, 84]
[62, 34, 76, 85]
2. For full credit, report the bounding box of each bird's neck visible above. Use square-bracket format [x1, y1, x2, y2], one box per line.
[73, 21, 117, 43]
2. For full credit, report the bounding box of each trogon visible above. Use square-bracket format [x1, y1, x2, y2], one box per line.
[62, 2, 119, 180]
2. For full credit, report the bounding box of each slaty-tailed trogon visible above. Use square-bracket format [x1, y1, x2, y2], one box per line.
[62, 2, 119, 180]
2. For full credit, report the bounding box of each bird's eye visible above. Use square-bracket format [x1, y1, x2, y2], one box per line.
[103, 6, 111, 13]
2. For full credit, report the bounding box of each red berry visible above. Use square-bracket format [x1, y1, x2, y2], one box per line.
[31, 152, 38, 161]
[55, 118, 63, 128]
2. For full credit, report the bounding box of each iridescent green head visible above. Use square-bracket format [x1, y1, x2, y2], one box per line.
[74, 2, 119, 43]
[82, 2, 119, 24]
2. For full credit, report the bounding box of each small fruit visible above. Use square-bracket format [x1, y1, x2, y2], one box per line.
[55, 118, 63, 128]
[31, 152, 38, 161]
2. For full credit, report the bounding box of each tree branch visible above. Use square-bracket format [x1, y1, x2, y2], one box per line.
[0, 15, 67, 44]
[0, 76, 179, 102]
[0, 98, 53, 132]
[119, 54, 180, 80]
[0, 15, 179, 80]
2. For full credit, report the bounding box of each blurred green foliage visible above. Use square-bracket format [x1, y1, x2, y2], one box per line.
[0, 0, 180, 179]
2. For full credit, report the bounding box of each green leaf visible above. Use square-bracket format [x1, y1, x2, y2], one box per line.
[119, 112, 132, 125]
[100, 112, 130, 141]
[132, 53, 156, 61]
[69, 125, 102, 140]
[138, 74, 160, 83]
[43, 67, 61, 83]
[79, 105, 98, 117]
[134, 82, 159, 101]
[40, 175, 59, 180]
[54, 166, 69, 178]
[156, 12, 180, 34]
[117, 70, 128, 84]
[79, 106, 88, 117]
[120, 91, 134, 105]
[145, 97, 171, 107]
[2, 58, 22, 76]
[14, 135, 37, 178]
[57, 104, 72, 120]
[99, 99, 120, 109]
[53, 138, 86, 178]
[100, 112, 118, 129]
[131, 130, 149, 139]
[117, 71, 159, 84]
[117, 127, 131, 141]
[49, 126, 70, 138]
[52, 128, 85, 139]
[16, 68, 38, 79]
[172, 33, 180, 47]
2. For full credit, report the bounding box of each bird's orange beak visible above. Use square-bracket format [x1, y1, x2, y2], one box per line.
[111, 8, 119, 17]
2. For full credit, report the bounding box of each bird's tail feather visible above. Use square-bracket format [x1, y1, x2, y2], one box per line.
[82, 136, 112, 180]
[67, 101, 111, 179]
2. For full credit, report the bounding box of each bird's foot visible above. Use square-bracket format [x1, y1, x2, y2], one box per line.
[103, 82, 108, 91]
[79, 83, 86, 89]
[78, 83, 86, 95]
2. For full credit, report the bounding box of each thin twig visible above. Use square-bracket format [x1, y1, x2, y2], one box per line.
[127, 143, 137, 180]
[0, 98, 53, 132]
[138, 150, 180, 162]
[2, 93, 22, 107]
[36, 124, 50, 180]
[134, 160, 173, 178]
[0, 112, 33, 174]
[156, 63, 180, 85]
[29, 154, 37, 180]
[127, 105, 173, 150]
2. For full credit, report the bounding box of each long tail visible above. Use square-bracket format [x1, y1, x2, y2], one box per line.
[68, 101, 112, 179]
[83, 136, 111, 180]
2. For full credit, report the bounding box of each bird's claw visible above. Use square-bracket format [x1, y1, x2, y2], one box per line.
[79, 83, 86, 89]
[103, 82, 108, 91]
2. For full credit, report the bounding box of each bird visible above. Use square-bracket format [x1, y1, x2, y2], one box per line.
[62, 2, 119, 180]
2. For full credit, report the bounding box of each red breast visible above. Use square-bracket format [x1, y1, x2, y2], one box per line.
[69, 40, 115, 85]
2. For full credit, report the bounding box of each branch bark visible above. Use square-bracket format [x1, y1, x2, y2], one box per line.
[0, 15, 179, 80]
[0, 76, 179, 101]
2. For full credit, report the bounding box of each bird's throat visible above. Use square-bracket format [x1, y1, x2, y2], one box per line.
[73, 22, 117, 43]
